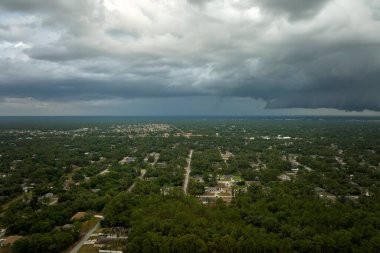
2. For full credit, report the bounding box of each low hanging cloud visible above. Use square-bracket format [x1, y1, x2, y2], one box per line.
[0, 0, 380, 112]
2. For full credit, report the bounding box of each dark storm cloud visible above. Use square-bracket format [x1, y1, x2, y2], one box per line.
[0, 78, 204, 102]
[212, 41, 380, 111]
[189, 0, 332, 20]
[0, 0, 105, 38]
[24, 45, 103, 62]
[0, 0, 98, 17]
[254, 0, 332, 20]
[187, 0, 210, 6]
[265, 79, 380, 111]
[0, 0, 380, 113]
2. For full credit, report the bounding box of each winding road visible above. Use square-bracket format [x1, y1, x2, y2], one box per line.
[183, 150, 193, 195]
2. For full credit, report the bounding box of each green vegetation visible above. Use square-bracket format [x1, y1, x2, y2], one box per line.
[0, 117, 380, 252]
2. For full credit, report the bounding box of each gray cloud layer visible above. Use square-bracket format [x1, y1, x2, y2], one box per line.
[0, 0, 380, 112]
[254, 0, 332, 20]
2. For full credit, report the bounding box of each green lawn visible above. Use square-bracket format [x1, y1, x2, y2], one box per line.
[78, 245, 98, 253]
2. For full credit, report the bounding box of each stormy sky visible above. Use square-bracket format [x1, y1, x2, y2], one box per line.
[0, 0, 380, 116]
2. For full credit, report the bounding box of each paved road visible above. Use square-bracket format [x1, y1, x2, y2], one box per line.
[70, 221, 100, 253]
[127, 169, 146, 193]
[183, 150, 193, 195]
[218, 147, 229, 168]
[69, 169, 147, 252]
[170, 124, 185, 134]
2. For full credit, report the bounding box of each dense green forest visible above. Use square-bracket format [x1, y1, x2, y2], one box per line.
[104, 185, 380, 253]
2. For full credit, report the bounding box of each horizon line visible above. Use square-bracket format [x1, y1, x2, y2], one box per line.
[1, 115, 380, 118]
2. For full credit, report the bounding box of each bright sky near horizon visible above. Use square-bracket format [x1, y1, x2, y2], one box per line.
[0, 0, 380, 116]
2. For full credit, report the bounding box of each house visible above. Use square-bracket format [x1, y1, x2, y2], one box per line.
[62, 224, 74, 230]
[205, 187, 219, 193]
[277, 174, 291, 182]
[193, 175, 204, 182]
[199, 197, 213, 204]
[290, 168, 299, 173]
[225, 175, 235, 181]
[276, 135, 291, 140]
[119, 156, 136, 165]
[38, 192, 54, 201]
[22, 184, 34, 193]
[218, 181, 231, 187]
[218, 175, 234, 181]
[99, 250, 123, 253]
[38, 192, 58, 205]
[160, 186, 174, 196]
[71, 211, 87, 221]
[314, 187, 325, 193]
[0, 228, 6, 237]
[361, 188, 371, 197]
[221, 152, 234, 161]
[156, 162, 168, 168]
[319, 192, 337, 202]
[249, 162, 259, 168]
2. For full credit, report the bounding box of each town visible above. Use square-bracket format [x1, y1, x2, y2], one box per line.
[0, 117, 380, 252]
